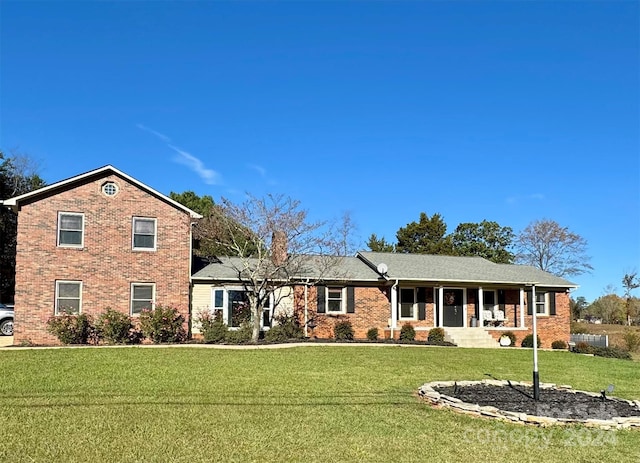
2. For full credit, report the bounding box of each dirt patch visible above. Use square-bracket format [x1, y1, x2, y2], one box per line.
[434, 383, 640, 421]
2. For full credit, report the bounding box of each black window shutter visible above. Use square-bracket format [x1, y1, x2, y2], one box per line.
[498, 290, 505, 305]
[346, 287, 355, 313]
[417, 288, 426, 320]
[317, 285, 326, 313]
[549, 292, 556, 315]
[526, 291, 533, 315]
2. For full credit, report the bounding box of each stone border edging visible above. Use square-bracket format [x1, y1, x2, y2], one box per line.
[418, 379, 640, 430]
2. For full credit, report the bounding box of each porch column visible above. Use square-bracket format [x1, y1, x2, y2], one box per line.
[478, 287, 484, 327]
[519, 288, 525, 328]
[438, 286, 444, 327]
[391, 283, 398, 331]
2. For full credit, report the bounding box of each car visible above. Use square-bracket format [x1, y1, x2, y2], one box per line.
[0, 303, 14, 336]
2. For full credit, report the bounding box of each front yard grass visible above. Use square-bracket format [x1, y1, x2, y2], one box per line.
[1, 345, 639, 462]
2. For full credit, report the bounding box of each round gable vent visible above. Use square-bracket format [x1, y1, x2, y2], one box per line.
[102, 182, 119, 197]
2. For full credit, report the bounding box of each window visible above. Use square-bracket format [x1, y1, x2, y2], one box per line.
[102, 182, 119, 196]
[211, 287, 273, 328]
[132, 217, 157, 250]
[58, 212, 84, 247]
[483, 290, 497, 312]
[55, 281, 82, 315]
[327, 287, 345, 313]
[535, 292, 548, 316]
[400, 288, 416, 319]
[131, 283, 155, 315]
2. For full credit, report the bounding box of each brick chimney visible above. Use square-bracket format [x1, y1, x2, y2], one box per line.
[271, 231, 288, 266]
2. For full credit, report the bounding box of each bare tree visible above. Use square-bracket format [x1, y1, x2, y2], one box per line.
[199, 193, 352, 342]
[514, 219, 593, 278]
[622, 271, 640, 325]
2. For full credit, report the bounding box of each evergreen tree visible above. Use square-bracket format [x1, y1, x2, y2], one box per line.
[451, 220, 514, 263]
[366, 233, 394, 252]
[395, 212, 454, 255]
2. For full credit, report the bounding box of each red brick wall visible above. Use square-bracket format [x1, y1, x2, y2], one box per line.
[294, 285, 570, 346]
[486, 291, 571, 348]
[13, 173, 193, 345]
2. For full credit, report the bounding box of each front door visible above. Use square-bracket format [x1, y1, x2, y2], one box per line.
[443, 289, 464, 327]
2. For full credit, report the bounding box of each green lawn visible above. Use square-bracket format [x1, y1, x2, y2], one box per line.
[1, 345, 639, 462]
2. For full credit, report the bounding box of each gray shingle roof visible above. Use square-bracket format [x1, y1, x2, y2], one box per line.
[192, 252, 577, 288]
[357, 251, 577, 288]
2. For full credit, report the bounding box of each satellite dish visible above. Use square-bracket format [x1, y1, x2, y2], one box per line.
[377, 263, 388, 275]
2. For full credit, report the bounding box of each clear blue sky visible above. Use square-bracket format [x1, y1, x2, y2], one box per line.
[1, 1, 638, 304]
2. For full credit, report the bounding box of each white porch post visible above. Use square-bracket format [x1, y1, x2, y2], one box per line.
[519, 288, 525, 328]
[438, 286, 444, 327]
[478, 287, 484, 327]
[391, 282, 398, 334]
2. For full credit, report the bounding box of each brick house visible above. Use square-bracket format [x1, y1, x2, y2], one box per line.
[193, 252, 577, 348]
[1, 165, 201, 345]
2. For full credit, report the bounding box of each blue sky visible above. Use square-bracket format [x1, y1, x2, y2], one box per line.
[1, 1, 638, 303]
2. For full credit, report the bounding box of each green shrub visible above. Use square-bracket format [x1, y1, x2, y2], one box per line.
[366, 327, 379, 341]
[622, 327, 640, 352]
[500, 331, 517, 347]
[427, 327, 445, 344]
[551, 340, 567, 350]
[225, 322, 252, 344]
[139, 306, 186, 343]
[521, 334, 541, 348]
[46, 313, 94, 345]
[572, 342, 632, 359]
[334, 320, 354, 341]
[95, 308, 142, 344]
[399, 323, 416, 342]
[198, 311, 228, 343]
[265, 314, 304, 342]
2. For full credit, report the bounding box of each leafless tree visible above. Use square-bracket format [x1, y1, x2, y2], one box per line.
[514, 219, 593, 278]
[199, 193, 353, 342]
[622, 271, 640, 325]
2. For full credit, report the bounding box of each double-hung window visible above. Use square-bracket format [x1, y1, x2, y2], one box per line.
[327, 287, 345, 313]
[131, 283, 155, 315]
[132, 217, 157, 250]
[535, 292, 548, 316]
[55, 281, 82, 315]
[399, 288, 416, 319]
[58, 212, 84, 247]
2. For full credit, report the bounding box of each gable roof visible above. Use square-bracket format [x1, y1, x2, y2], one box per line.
[357, 251, 577, 288]
[192, 255, 382, 282]
[1, 165, 202, 219]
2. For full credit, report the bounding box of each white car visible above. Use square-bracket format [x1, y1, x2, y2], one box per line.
[0, 303, 14, 336]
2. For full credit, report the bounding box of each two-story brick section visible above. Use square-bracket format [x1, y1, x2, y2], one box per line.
[2, 165, 201, 345]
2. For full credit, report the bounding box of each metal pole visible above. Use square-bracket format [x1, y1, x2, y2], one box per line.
[532, 284, 540, 400]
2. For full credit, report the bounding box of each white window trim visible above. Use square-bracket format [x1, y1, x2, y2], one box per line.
[130, 283, 156, 316]
[535, 292, 550, 317]
[132, 217, 157, 251]
[55, 280, 83, 315]
[210, 286, 274, 328]
[57, 212, 84, 248]
[399, 287, 417, 321]
[326, 287, 346, 314]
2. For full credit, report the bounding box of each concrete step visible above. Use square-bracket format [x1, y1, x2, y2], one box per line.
[443, 328, 499, 348]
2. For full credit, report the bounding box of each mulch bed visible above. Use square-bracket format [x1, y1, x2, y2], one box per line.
[434, 383, 640, 421]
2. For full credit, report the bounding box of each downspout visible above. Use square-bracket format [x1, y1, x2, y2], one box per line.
[390, 280, 399, 339]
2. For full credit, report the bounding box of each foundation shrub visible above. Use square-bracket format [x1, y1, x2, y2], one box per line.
[46, 313, 94, 345]
[198, 311, 228, 343]
[95, 308, 142, 344]
[366, 327, 379, 341]
[334, 320, 354, 341]
[265, 314, 304, 342]
[551, 340, 567, 350]
[427, 327, 445, 344]
[521, 334, 541, 348]
[139, 306, 186, 343]
[225, 322, 252, 344]
[399, 323, 416, 342]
